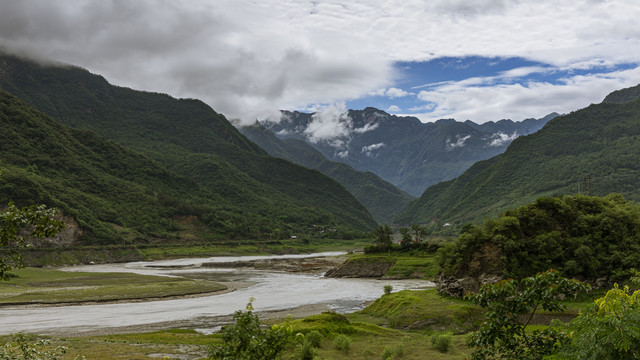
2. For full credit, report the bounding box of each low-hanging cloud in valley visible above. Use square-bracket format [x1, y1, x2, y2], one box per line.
[361, 143, 386, 157]
[445, 135, 472, 150]
[302, 102, 379, 148]
[487, 132, 520, 147]
[1, 0, 640, 124]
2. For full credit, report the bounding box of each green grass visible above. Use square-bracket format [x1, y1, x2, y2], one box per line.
[0, 267, 226, 305]
[357, 289, 483, 332]
[346, 250, 441, 279]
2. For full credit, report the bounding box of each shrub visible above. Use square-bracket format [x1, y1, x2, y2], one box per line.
[305, 330, 323, 348]
[333, 334, 351, 353]
[209, 299, 292, 360]
[382, 344, 405, 359]
[297, 339, 319, 360]
[383, 284, 393, 295]
[431, 332, 453, 353]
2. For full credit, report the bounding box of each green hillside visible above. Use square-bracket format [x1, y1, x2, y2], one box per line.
[0, 54, 377, 243]
[397, 85, 640, 227]
[240, 123, 414, 224]
[0, 89, 209, 243]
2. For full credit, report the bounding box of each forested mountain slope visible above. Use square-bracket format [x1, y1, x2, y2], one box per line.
[240, 123, 414, 224]
[397, 84, 640, 227]
[0, 54, 377, 241]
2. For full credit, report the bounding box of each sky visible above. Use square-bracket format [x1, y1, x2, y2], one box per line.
[1, 0, 640, 126]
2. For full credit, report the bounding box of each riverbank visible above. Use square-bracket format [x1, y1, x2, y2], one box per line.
[0, 253, 350, 308]
[14, 238, 369, 268]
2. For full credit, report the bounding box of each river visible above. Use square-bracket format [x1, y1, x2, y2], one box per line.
[0, 252, 434, 336]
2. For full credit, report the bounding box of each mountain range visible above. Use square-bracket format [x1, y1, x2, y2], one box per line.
[239, 123, 413, 224]
[0, 53, 376, 244]
[397, 84, 640, 227]
[261, 108, 557, 196]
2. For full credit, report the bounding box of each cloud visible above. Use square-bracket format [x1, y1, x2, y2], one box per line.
[446, 135, 472, 150]
[303, 103, 353, 144]
[301, 102, 378, 146]
[413, 66, 640, 122]
[370, 87, 413, 99]
[361, 142, 385, 157]
[387, 105, 401, 113]
[1, 1, 640, 124]
[487, 132, 519, 147]
[385, 87, 413, 98]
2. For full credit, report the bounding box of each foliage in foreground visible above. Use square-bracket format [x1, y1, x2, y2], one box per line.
[209, 299, 292, 360]
[467, 270, 589, 360]
[438, 194, 640, 282]
[552, 271, 640, 360]
[1, 163, 65, 279]
[0, 333, 81, 360]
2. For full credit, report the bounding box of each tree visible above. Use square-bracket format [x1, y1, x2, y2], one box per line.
[1, 166, 65, 280]
[552, 271, 640, 360]
[373, 224, 393, 250]
[410, 224, 428, 244]
[399, 224, 429, 248]
[399, 227, 412, 248]
[209, 299, 292, 360]
[467, 270, 589, 360]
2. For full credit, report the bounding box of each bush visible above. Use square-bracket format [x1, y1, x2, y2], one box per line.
[0, 333, 79, 360]
[381, 344, 405, 359]
[431, 332, 453, 353]
[383, 284, 393, 295]
[381, 346, 394, 359]
[297, 339, 319, 360]
[209, 299, 292, 360]
[305, 330, 323, 348]
[333, 334, 351, 353]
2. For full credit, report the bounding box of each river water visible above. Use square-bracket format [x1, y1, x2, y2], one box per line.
[0, 252, 434, 335]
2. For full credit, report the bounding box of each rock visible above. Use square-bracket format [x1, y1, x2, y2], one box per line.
[435, 275, 480, 297]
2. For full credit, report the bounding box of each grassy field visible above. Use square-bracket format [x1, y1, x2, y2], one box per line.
[0, 267, 226, 305]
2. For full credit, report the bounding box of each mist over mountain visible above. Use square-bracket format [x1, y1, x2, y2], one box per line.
[397, 84, 640, 227]
[261, 108, 556, 196]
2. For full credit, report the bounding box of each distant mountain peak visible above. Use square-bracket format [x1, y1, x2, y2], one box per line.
[263, 108, 555, 196]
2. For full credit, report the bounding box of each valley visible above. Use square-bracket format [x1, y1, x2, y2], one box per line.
[1, 51, 640, 360]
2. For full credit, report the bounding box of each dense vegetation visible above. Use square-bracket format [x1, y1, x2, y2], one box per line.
[437, 194, 640, 282]
[398, 85, 640, 226]
[0, 54, 377, 244]
[240, 123, 414, 224]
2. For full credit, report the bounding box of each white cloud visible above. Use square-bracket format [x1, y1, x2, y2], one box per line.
[303, 103, 352, 144]
[387, 105, 401, 113]
[446, 135, 472, 150]
[488, 132, 519, 147]
[413, 66, 640, 122]
[1, 1, 640, 123]
[370, 87, 413, 99]
[301, 102, 378, 146]
[385, 87, 412, 98]
[361, 142, 385, 156]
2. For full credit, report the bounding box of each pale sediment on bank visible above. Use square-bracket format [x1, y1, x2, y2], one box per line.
[60, 302, 334, 337]
[0, 281, 255, 309]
